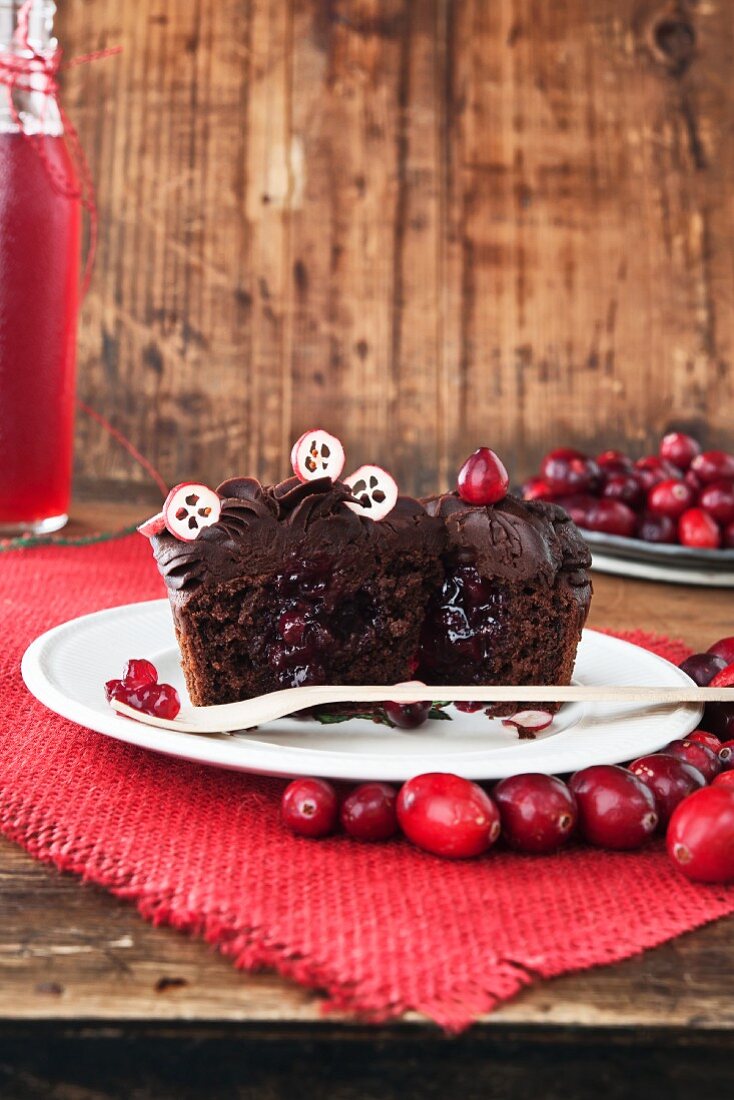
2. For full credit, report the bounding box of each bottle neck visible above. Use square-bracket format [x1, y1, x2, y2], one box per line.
[0, 1, 62, 135]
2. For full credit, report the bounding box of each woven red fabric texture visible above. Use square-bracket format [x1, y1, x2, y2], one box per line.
[1, 535, 733, 1031]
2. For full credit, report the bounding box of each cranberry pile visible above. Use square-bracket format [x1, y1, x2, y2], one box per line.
[280, 635, 734, 883]
[105, 659, 181, 720]
[522, 433, 734, 549]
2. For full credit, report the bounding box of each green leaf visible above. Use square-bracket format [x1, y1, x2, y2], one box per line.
[428, 707, 453, 722]
[310, 704, 453, 728]
[312, 710, 392, 727]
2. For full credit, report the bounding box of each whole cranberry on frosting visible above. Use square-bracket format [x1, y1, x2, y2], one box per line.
[457, 448, 509, 506]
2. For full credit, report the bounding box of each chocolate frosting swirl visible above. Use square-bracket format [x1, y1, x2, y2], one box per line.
[422, 491, 592, 587]
[150, 476, 444, 596]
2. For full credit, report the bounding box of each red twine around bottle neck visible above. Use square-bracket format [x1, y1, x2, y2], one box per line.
[0, 0, 121, 298]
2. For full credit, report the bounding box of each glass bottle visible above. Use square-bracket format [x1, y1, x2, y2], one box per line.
[0, 0, 80, 533]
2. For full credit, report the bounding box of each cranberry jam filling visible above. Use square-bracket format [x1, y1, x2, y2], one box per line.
[418, 562, 509, 677]
[416, 549, 581, 708]
[262, 553, 378, 688]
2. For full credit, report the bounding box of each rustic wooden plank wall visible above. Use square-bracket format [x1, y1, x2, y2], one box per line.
[60, 0, 734, 503]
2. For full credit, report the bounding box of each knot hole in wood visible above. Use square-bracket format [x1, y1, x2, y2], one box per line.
[645, 5, 697, 77]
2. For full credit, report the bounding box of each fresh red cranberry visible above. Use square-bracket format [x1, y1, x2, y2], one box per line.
[703, 702, 734, 742]
[602, 473, 644, 509]
[555, 494, 596, 527]
[457, 448, 509, 506]
[688, 730, 722, 753]
[396, 773, 501, 858]
[690, 450, 734, 485]
[724, 520, 734, 548]
[104, 678, 128, 703]
[569, 765, 658, 849]
[698, 480, 734, 525]
[710, 665, 734, 688]
[684, 468, 703, 494]
[647, 479, 694, 519]
[659, 432, 701, 470]
[663, 738, 722, 783]
[493, 774, 577, 853]
[383, 701, 431, 729]
[340, 782, 398, 841]
[678, 508, 721, 549]
[679, 652, 728, 686]
[636, 512, 677, 544]
[540, 448, 600, 495]
[629, 754, 705, 827]
[713, 770, 734, 789]
[667, 786, 734, 883]
[521, 476, 555, 502]
[122, 658, 158, 690]
[721, 740, 734, 767]
[634, 456, 681, 492]
[596, 449, 634, 474]
[281, 777, 338, 838]
[708, 637, 734, 665]
[584, 499, 636, 537]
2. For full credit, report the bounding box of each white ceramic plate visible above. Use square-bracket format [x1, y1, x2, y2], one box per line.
[22, 599, 702, 782]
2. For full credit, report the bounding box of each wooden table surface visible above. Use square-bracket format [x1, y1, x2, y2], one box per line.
[2, 502, 733, 1097]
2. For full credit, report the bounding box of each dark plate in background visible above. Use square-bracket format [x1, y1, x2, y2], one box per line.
[579, 529, 734, 571]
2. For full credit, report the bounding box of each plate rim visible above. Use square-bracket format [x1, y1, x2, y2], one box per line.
[580, 527, 734, 567]
[21, 598, 703, 781]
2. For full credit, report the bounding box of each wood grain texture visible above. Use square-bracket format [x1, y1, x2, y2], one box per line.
[1, 819, 734, 1031]
[56, 0, 734, 502]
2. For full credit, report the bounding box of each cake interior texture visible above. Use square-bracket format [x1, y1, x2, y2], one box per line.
[176, 545, 440, 707]
[416, 494, 591, 712]
[417, 562, 582, 691]
[152, 476, 444, 706]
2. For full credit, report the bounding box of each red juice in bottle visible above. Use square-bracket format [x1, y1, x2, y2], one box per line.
[0, 1, 81, 533]
[0, 131, 80, 529]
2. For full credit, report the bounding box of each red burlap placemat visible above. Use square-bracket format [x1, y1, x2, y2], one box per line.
[1, 534, 733, 1031]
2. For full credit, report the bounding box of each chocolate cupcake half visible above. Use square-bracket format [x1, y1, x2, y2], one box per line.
[149, 475, 444, 706]
[417, 493, 592, 710]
